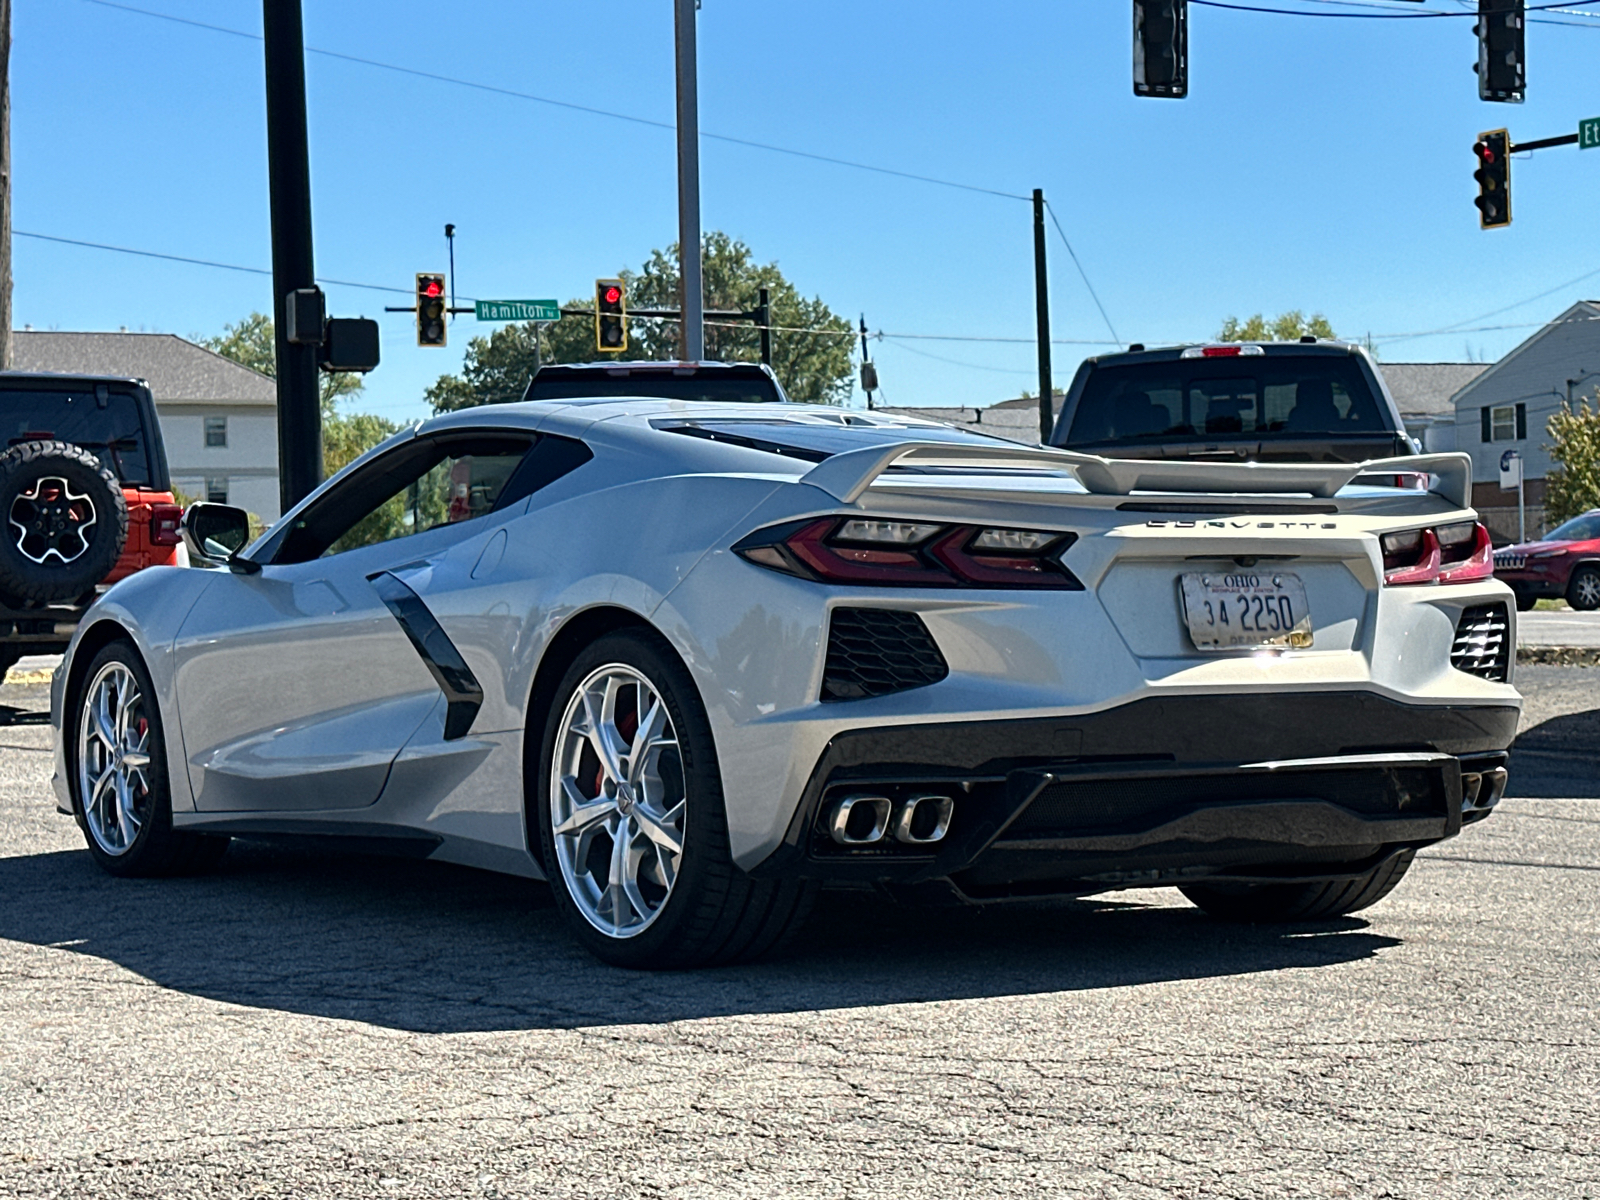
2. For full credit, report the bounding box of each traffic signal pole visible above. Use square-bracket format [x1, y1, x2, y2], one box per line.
[674, 0, 704, 362]
[1032, 189, 1054, 444]
[262, 0, 321, 513]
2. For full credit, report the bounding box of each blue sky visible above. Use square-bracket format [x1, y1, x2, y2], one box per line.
[13, 0, 1600, 422]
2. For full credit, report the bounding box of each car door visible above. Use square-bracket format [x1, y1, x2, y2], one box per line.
[172, 431, 538, 812]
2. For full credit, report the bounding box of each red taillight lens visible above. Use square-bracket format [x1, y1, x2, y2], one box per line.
[1438, 522, 1493, 584]
[1381, 522, 1492, 585]
[150, 502, 183, 547]
[734, 518, 1082, 590]
[1202, 346, 1242, 357]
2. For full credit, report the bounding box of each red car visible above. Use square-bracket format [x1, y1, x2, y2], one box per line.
[1494, 509, 1600, 611]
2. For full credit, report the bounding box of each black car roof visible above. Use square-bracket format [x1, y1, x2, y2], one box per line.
[532, 361, 773, 378]
[0, 370, 152, 390]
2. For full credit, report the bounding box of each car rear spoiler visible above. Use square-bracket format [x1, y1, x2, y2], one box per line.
[800, 442, 1473, 509]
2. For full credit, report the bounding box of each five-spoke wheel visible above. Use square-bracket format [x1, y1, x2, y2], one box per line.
[70, 640, 228, 877]
[549, 663, 686, 938]
[537, 630, 814, 968]
[77, 659, 153, 855]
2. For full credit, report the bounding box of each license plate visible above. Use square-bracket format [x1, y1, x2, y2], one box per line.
[1179, 571, 1314, 651]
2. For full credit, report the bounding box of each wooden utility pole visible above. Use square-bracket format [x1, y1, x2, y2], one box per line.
[1, 0, 12, 371]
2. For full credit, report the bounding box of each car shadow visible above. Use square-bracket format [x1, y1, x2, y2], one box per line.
[1510, 708, 1600, 799]
[0, 841, 1399, 1034]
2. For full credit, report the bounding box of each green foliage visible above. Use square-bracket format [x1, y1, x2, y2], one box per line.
[1217, 311, 1337, 343]
[1544, 396, 1600, 524]
[204, 311, 396, 478]
[426, 231, 854, 413]
[203, 311, 365, 408]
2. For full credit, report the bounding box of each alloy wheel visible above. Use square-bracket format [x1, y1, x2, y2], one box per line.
[1573, 570, 1600, 610]
[550, 664, 686, 938]
[10, 476, 97, 565]
[77, 661, 154, 856]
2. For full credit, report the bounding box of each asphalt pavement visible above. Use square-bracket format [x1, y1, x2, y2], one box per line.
[0, 671, 1595, 1199]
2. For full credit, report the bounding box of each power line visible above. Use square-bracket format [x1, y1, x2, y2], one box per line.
[78, 0, 1031, 202]
[1192, 0, 1599, 16]
[1043, 202, 1120, 345]
[14, 230, 424, 298]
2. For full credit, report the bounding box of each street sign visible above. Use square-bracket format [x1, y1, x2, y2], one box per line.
[1500, 449, 1522, 490]
[1581, 117, 1600, 150]
[475, 299, 561, 322]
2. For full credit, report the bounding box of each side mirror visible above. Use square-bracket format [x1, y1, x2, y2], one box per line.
[181, 503, 258, 571]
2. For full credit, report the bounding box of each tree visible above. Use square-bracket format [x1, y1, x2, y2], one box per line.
[1216, 311, 1337, 343]
[204, 312, 396, 478]
[203, 311, 365, 409]
[426, 231, 855, 413]
[1544, 396, 1600, 525]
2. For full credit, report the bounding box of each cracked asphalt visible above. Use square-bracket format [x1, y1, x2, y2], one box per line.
[1, 670, 1596, 1199]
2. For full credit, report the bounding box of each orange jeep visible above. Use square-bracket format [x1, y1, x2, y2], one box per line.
[0, 373, 183, 678]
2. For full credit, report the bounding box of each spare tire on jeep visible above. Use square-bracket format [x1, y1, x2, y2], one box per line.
[0, 440, 129, 604]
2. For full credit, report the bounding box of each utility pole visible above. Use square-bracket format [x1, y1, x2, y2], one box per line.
[0, 0, 12, 371]
[1032, 188, 1054, 443]
[859, 315, 877, 409]
[757, 286, 771, 367]
[674, 0, 703, 362]
[263, 0, 321, 512]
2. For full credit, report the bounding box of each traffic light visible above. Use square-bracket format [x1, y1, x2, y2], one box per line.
[1474, 0, 1525, 103]
[1473, 130, 1511, 229]
[416, 273, 447, 347]
[595, 278, 627, 353]
[1134, 0, 1187, 99]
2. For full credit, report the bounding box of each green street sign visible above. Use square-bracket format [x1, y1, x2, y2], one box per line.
[1581, 117, 1600, 150]
[475, 299, 561, 322]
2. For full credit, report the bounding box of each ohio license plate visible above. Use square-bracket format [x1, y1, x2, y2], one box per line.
[1179, 571, 1314, 651]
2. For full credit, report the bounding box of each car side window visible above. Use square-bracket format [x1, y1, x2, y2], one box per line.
[323, 443, 528, 557]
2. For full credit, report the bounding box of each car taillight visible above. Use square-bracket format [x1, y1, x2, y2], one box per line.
[733, 518, 1083, 590]
[150, 502, 183, 547]
[1381, 521, 1492, 585]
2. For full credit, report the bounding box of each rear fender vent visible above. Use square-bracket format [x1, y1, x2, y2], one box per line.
[822, 608, 949, 702]
[1451, 603, 1511, 682]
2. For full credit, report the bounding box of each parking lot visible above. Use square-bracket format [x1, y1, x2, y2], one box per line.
[0, 666, 1595, 1199]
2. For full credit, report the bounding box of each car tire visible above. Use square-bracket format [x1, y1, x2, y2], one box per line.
[1566, 565, 1600, 612]
[1178, 849, 1415, 923]
[535, 629, 815, 969]
[70, 639, 229, 878]
[1512, 586, 1537, 612]
[0, 441, 129, 605]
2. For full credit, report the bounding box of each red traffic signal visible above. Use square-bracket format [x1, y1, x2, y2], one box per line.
[416, 273, 448, 347]
[1473, 129, 1511, 229]
[595, 278, 627, 353]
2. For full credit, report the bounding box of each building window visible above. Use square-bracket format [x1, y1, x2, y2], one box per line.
[204, 416, 228, 448]
[1481, 402, 1526, 443]
[205, 477, 229, 504]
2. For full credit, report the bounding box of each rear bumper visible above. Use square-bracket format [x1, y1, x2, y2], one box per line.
[748, 691, 1517, 896]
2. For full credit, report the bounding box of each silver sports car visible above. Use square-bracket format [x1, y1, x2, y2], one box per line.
[51, 395, 1521, 967]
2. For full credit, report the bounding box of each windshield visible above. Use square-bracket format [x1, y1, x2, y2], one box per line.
[0, 388, 153, 486]
[1546, 513, 1600, 541]
[530, 373, 780, 405]
[1062, 359, 1390, 447]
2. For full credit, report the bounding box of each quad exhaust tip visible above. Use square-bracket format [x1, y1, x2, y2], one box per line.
[829, 793, 953, 846]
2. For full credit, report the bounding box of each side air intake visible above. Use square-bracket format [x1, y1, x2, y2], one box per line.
[1451, 602, 1511, 683]
[821, 608, 948, 702]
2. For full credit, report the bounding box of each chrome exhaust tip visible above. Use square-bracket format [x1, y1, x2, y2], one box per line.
[893, 793, 954, 845]
[829, 795, 893, 845]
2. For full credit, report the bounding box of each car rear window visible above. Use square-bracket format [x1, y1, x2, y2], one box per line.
[530, 373, 781, 405]
[0, 388, 154, 487]
[1063, 358, 1389, 447]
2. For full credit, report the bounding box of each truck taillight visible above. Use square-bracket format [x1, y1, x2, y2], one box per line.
[150, 503, 183, 546]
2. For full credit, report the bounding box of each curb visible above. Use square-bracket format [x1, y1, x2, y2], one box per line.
[3, 669, 55, 686]
[1517, 646, 1600, 667]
